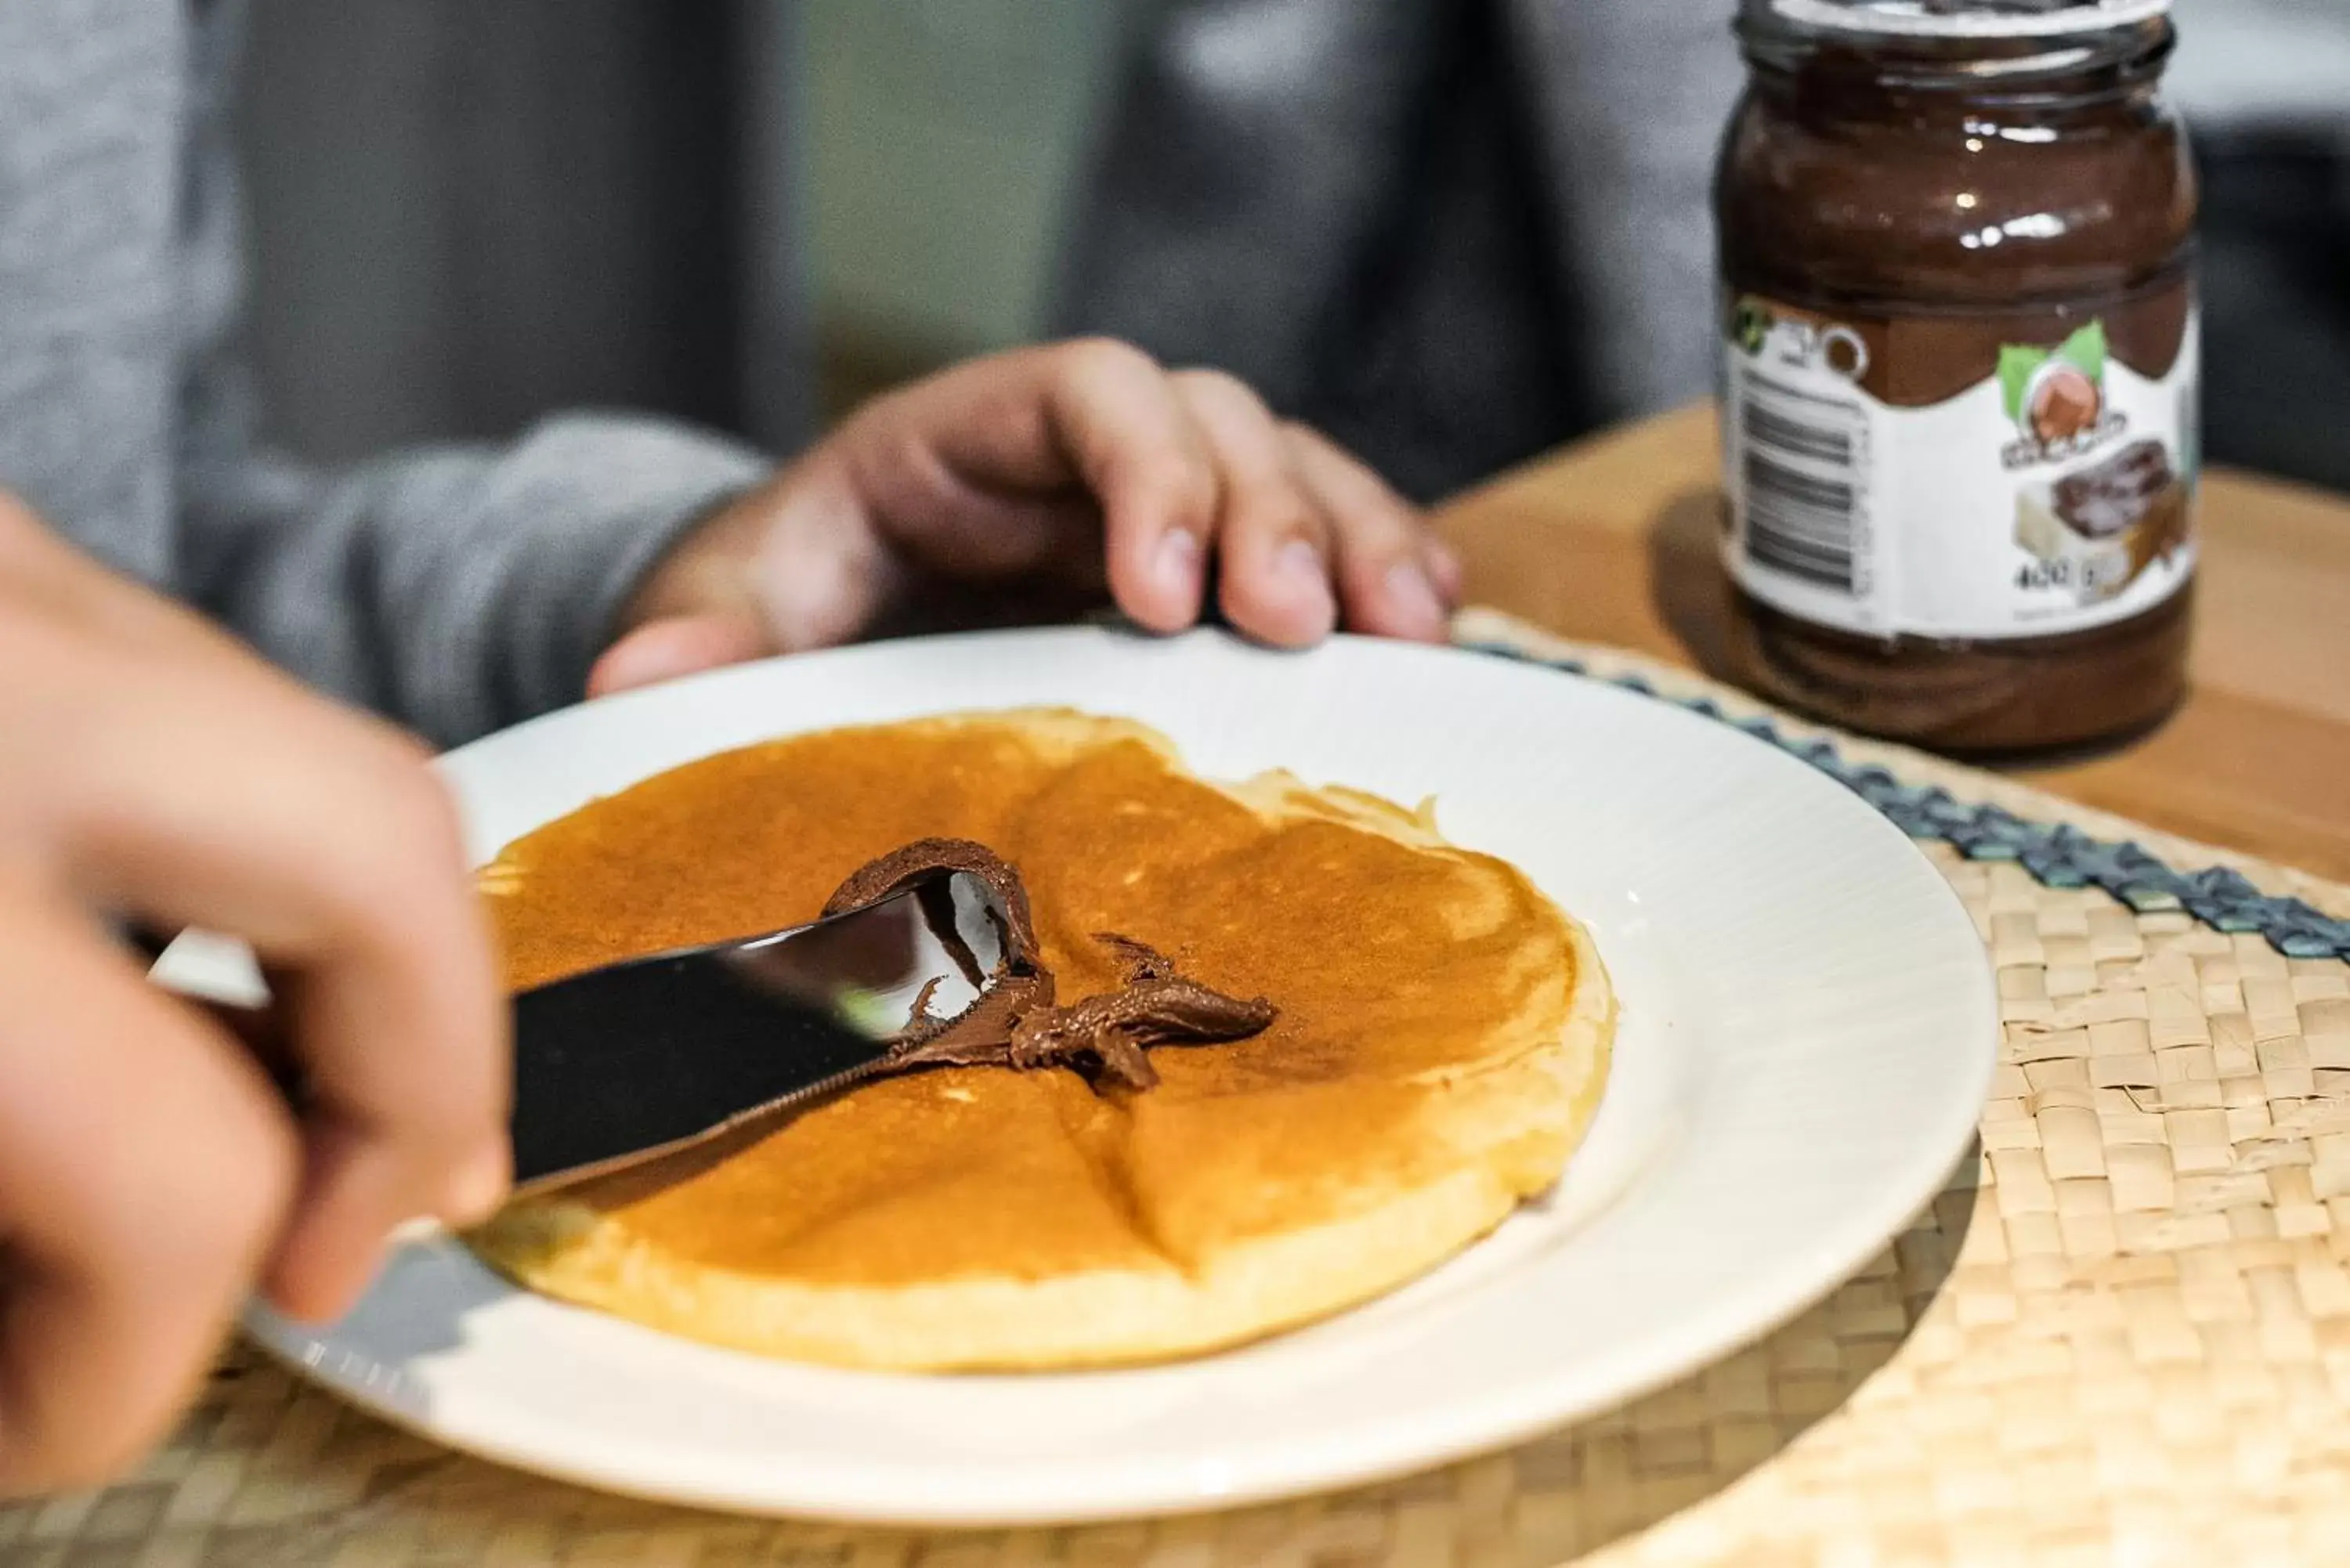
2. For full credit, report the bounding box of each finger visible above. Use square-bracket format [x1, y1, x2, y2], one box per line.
[588, 614, 775, 699]
[845, 341, 1217, 632]
[0, 493, 249, 660]
[258, 773, 510, 1318]
[56, 666, 508, 1321]
[0, 888, 297, 1494]
[1170, 370, 1338, 646]
[1281, 424, 1452, 641]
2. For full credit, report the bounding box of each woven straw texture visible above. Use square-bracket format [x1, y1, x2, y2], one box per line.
[7, 614, 2348, 1568]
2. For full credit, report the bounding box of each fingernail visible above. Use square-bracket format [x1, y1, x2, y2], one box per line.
[443, 1141, 511, 1227]
[1384, 558, 1448, 634]
[1153, 529, 1202, 605]
[1278, 539, 1338, 631]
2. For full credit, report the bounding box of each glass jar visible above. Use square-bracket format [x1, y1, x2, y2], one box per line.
[1715, 0, 2199, 755]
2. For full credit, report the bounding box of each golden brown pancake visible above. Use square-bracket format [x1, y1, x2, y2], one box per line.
[467, 710, 1614, 1369]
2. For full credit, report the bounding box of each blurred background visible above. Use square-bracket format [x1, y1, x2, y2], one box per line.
[234, 0, 2350, 503]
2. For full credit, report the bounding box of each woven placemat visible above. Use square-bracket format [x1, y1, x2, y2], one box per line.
[9, 612, 2350, 1568]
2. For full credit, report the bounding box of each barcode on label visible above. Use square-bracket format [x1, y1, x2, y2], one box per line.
[1737, 374, 1870, 596]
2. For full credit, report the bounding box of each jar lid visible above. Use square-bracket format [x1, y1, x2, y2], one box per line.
[1766, 0, 2170, 37]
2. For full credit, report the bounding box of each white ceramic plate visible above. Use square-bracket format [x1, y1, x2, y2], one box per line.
[158, 628, 1995, 1526]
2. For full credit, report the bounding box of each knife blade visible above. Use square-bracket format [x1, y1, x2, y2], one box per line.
[504, 865, 1007, 1191]
[141, 865, 1010, 1196]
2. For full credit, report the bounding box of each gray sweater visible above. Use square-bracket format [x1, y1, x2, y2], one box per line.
[0, 0, 772, 746]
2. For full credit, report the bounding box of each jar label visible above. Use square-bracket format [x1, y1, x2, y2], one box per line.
[1719, 283, 2199, 641]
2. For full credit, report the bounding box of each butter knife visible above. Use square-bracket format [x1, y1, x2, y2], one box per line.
[141, 865, 1010, 1196]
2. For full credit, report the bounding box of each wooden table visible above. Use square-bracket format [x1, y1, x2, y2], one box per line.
[1437, 403, 2350, 884]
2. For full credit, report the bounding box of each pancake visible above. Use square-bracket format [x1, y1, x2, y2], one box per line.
[466, 710, 1614, 1370]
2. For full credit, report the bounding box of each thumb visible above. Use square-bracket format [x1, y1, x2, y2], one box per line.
[588, 614, 775, 699]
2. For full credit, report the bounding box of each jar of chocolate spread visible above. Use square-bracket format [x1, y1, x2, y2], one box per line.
[1716, 0, 2200, 754]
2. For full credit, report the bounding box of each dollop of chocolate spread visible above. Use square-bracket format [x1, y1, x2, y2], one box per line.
[822, 838, 1276, 1093]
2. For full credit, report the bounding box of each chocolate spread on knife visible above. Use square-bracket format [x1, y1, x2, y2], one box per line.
[1715, 0, 2199, 754]
[822, 838, 1277, 1093]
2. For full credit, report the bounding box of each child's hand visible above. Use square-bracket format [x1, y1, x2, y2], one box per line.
[591, 341, 1461, 695]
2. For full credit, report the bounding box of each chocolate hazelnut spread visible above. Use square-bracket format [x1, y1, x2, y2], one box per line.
[821, 837, 1277, 1093]
[1715, 0, 2200, 753]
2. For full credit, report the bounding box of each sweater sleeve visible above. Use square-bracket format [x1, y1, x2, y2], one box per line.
[181, 388, 770, 748]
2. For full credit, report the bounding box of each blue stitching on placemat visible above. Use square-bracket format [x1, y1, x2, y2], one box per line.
[1464, 642, 2350, 962]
